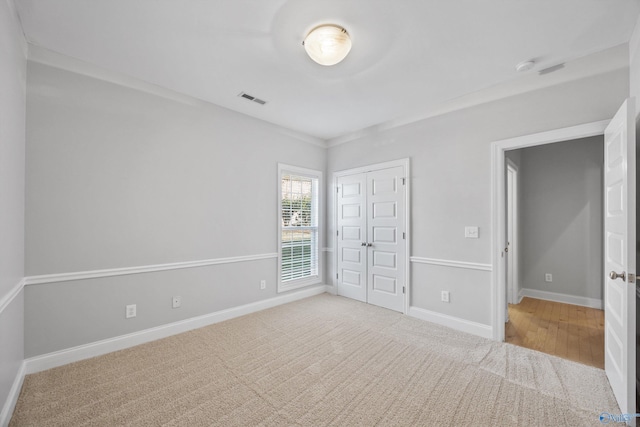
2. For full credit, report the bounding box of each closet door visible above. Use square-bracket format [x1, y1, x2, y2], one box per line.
[337, 173, 367, 302]
[366, 166, 405, 312]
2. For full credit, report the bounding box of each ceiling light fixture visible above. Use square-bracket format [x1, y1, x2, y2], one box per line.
[303, 25, 352, 66]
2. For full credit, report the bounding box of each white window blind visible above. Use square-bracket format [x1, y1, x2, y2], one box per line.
[279, 166, 321, 291]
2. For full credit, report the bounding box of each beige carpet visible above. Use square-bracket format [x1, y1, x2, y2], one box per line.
[11, 294, 619, 426]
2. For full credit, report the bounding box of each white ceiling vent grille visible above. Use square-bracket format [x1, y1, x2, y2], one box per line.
[238, 92, 267, 105]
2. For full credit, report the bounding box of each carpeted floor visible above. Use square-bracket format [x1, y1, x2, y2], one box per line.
[10, 294, 619, 426]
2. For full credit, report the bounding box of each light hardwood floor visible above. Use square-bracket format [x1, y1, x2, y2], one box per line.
[505, 297, 604, 369]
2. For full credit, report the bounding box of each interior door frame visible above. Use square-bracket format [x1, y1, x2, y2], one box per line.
[333, 158, 411, 314]
[506, 159, 519, 305]
[490, 120, 609, 341]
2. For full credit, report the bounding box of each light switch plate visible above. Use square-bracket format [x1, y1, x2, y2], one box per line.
[465, 226, 479, 238]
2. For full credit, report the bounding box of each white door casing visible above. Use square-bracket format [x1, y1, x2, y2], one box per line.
[506, 161, 518, 305]
[492, 120, 610, 342]
[603, 99, 636, 419]
[337, 173, 367, 303]
[366, 166, 406, 312]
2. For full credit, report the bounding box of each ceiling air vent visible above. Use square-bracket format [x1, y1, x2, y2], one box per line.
[238, 92, 267, 105]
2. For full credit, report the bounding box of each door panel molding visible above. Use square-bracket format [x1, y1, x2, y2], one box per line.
[602, 99, 635, 416]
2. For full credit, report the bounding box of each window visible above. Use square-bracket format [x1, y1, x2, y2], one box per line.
[278, 164, 322, 292]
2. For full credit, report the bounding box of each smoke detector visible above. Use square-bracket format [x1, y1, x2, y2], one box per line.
[515, 60, 535, 72]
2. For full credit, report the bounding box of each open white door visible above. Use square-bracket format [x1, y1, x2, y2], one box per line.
[604, 98, 636, 419]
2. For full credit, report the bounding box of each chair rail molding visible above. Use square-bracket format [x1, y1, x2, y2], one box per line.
[0, 278, 25, 315]
[25, 253, 279, 286]
[410, 256, 492, 272]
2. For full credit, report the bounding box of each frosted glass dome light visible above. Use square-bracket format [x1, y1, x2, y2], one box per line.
[303, 25, 352, 66]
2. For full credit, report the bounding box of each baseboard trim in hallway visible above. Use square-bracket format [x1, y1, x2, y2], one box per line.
[518, 288, 603, 310]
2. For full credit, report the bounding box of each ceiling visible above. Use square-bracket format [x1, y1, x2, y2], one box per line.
[14, 0, 640, 141]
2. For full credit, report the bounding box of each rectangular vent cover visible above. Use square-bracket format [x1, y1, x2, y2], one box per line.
[238, 92, 267, 105]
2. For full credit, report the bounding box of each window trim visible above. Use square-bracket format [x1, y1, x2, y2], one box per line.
[277, 164, 323, 293]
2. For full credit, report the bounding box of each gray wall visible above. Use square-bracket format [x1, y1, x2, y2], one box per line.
[517, 136, 604, 301]
[327, 69, 628, 325]
[0, 0, 26, 415]
[24, 59, 327, 357]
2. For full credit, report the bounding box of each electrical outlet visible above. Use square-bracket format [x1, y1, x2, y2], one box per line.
[545, 273, 552, 282]
[464, 226, 479, 239]
[441, 291, 450, 303]
[172, 296, 181, 309]
[260, 280, 266, 290]
[126, 304, 136, 318]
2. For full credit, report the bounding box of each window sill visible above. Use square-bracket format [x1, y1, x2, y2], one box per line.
[277, 277, 322, 293]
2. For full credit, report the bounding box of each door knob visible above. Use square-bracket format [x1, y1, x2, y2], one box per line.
[361, 242, 367, 247]
[367, 243, 373, 247]
[609, 271, 626, 282]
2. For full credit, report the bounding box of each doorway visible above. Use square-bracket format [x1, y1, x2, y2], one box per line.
[491, 103, 637, 416]
[501, 136, 605, 368]
[334, 159, 410, 313]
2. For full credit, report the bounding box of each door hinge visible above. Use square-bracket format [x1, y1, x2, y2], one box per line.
[336, 230, 339, 236]
[402, 177, 406, 185]
[403, 232, 406, 240]
[337, 187, 339, 193]
[403, 286, 405, 294]
[336, 273, 339, 279]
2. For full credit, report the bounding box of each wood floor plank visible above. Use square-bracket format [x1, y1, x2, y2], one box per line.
[505, 297, 604, 369]
[555, 303, 569, 358]
[542, 301, 561, 354]
[566, 304, 581, 363]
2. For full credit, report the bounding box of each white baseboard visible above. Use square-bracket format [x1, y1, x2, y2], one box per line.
[518, 288, 603, 309]
[0, 361, 25, 427]
[408, 306, 493, 339]
[25, 285, 329, 375]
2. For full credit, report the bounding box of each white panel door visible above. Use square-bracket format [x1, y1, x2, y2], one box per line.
[366, 166, 405, 312]
[337, 173, 367, 302]
[603, 99, 636, 419]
